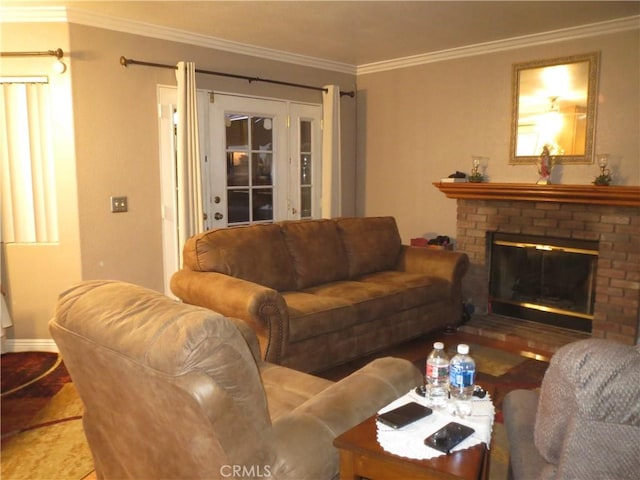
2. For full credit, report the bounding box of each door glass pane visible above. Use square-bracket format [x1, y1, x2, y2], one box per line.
[301, 186, 311, 218]
[226, 115, 248, 148]
[253, 189, 273, 221]
[300, 119, 313, 219]
[300, 120, 311, 151]
[252, 152, 273, 185]
[228, 189, 250, 223]
[252, 117, 273, 150]
[227, 152, 249, 186]
[300, 154, 311, 185]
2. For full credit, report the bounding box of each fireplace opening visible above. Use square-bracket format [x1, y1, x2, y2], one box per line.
[488, 232, 598, 332]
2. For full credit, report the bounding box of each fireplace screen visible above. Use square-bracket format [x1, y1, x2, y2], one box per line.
[488, 232, 598, 332]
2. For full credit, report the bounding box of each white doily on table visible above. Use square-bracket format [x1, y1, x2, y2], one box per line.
[376, 388, 495, 460]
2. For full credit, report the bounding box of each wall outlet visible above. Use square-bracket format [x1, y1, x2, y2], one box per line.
[110, 196, 128, 213]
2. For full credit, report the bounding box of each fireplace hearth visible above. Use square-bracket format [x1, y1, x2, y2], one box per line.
[488, 232, 598, 332]
[434, 182, 640, 345]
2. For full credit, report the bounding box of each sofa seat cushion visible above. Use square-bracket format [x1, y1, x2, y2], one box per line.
[303, 281, 402, 325]
[336, 217, 402, 278]
[182, 223, 296, 292]
[260, 363, 332, 422]
[280, 220, 349, 289]
[283, 291, 357, 342]
[357, 271, 450, 310]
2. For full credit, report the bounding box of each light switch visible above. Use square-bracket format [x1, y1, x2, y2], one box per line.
[111, 196, 128, 213]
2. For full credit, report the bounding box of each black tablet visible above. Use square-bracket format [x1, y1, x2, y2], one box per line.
[376, 402, 433, 429]
[424, 422, 475, 454]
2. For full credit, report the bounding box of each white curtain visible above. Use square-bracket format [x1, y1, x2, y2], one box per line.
[1, 81, 58, 243]
[1, 220, 13, 346]
[321, 85, 342, 219]
[175, 62, 203, 266]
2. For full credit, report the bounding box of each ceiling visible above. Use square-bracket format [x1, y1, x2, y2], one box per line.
[5, 1, 640, 67]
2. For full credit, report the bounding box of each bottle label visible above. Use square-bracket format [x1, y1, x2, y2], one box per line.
[450, 367, 475, 387]
[426, 364, 448, 382]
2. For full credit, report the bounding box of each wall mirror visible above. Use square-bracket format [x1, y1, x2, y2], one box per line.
[509, 52, 600, 165]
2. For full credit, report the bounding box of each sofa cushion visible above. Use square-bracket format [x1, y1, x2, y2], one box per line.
[280, 220, 349, 289]
[357, 271, 450, 310]
[182, 224, 296, 292]
[303, 281, 402, 324]
[282, 291, 356, 342]
[534, 339, 640, 465]
[336, 217, 402, 278]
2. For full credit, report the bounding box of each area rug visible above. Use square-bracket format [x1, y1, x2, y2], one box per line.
[1, 345, 548, 480]
[1, 352, 94, 480]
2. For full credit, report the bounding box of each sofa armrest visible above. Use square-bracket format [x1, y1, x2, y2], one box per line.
[228, 317, 264, 366]
[270, 357, 422, 479]
[397, 246, 469, 303]
[171, 269, 289, 363]
[503, 389, 550, 480]
[397, 246, 469, 279]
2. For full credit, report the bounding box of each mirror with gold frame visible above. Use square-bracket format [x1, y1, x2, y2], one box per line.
[509, 52, 600, 165]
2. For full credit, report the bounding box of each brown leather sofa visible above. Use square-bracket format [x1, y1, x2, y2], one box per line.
[171, 216, 469, 373]
[503, 338, 640, 479]
[50, 280, 423, 480]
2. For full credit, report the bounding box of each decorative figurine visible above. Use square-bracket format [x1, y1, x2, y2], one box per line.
[537, 145, 553, 184]
[593, 154, 612, 186]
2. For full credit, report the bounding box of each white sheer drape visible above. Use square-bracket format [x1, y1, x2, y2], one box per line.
[1, 220, 13, 345]
[1, 81, 58, 243]
[175, 62, 203, 266]
[321, 85, 342, 218]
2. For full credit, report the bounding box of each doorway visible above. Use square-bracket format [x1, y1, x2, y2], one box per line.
[157, 87, 322, 294]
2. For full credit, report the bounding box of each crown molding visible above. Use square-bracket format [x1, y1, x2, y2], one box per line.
[357, 15, 640, 75]
[2, 7, 638, 77]
[0, 6, 357, 75]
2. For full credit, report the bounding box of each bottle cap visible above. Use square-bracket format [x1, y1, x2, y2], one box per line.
[457, 344, 469, 355]
[434, 342, 444, 350]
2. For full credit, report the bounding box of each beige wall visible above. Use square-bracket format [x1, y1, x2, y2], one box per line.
[1, 23, 83, 343]
[3, 20, 637, 345]
[2, 21, 356, 343]
[357, 29, 640, 243]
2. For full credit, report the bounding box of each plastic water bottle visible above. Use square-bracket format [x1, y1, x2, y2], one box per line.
[426, 342, 450, 407]
[449, 344, 476, 417]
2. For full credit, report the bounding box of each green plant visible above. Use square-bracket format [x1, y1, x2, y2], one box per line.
[593, 173, 612, 186]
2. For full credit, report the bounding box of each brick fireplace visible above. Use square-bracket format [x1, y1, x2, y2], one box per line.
[434, 183, 640, 345]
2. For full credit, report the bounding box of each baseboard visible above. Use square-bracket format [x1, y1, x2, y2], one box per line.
[2, 338, 59, 353]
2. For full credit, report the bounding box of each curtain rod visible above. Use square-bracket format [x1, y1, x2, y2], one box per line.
[1, 48, 64, 59]
[119, 56, 354, 98]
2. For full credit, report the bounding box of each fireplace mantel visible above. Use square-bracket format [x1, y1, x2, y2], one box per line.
[433, 182, 640, 207]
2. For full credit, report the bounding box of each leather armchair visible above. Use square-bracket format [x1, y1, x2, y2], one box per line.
[50, 280, 422, 480]
[503, 338, 640, 479]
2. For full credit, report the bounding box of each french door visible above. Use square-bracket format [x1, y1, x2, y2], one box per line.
[205, 93, 321, 229]
[157, 87, 322, 293]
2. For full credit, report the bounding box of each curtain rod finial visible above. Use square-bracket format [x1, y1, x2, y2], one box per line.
[120, 56, 129, 67]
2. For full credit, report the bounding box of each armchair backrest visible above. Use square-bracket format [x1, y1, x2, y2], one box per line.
[534, 338, 640, 479]
[50, 280, 273, 479]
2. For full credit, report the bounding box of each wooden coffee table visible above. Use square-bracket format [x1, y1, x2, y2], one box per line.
[333, 415, 490, 480]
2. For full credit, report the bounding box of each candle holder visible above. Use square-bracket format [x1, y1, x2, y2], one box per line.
[469, 156, 484, 183]
[593, 154, 612, 186]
